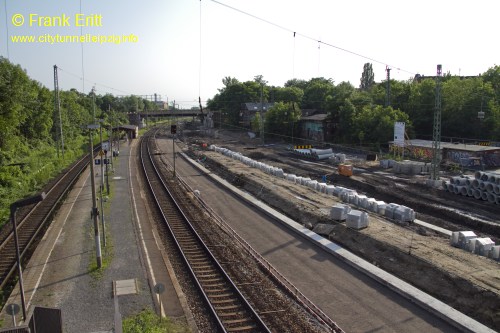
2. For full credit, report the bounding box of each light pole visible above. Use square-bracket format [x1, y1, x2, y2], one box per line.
[88, 124, 103, 268]
[10, 192, 47, 321]
[98, 120, 107, 247]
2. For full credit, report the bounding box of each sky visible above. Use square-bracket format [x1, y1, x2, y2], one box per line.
[1, 0, 499, 109]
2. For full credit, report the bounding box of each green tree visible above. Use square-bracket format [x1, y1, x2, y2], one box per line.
[353, 105, 411, 147]
[360, 63, 375, 91]
[301, 77, 334, 110]
[265, 101, 301, 139]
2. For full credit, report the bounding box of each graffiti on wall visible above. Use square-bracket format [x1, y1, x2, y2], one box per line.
[389, 144, 434, 161]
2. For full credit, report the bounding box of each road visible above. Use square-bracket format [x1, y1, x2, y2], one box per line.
[158, 137, 458, 333]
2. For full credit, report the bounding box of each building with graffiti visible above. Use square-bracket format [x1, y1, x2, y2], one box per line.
[389, 139, 500, 169]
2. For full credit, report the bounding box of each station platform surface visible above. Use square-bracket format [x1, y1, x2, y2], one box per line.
[0, 140, 189, 332]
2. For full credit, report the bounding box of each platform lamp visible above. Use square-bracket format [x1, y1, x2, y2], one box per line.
[10, 192, 47, 321]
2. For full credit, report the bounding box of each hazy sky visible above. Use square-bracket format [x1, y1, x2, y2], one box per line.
[2, 0, 499, 108]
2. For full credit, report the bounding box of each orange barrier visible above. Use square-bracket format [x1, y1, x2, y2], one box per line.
[338, 164, 353, 177]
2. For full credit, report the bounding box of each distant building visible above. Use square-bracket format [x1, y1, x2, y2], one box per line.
[299, 109, 332, 143]
[240, 102, 275, 127]
[389, 139, 500, 169]
[155, 101, 168, 110]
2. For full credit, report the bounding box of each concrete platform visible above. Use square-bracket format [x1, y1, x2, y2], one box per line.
[0, 141, 190, 332]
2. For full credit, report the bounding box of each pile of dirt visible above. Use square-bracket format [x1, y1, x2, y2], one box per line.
[186, 144, 500, 331]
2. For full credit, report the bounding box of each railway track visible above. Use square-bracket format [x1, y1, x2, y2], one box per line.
[140, 130, 272, 333]
[0, 147, 99, 290]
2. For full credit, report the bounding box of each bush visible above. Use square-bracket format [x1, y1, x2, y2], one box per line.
[122, 308, 188, 333]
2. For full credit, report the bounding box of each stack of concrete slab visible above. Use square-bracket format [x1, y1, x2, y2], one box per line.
[209, 145, 419, 229]
[393, 205, 416, 223]
[392, 160, 430, 175]
[474, 238, 496, 256]
[346, 210, 369, 229]
[448, 231, 498, 261]
[330, 204, 351, 221]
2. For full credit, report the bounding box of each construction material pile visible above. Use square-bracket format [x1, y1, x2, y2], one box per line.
[450, 231, 499, 261]
[443, 171, 500, 205]
[209, 145, 416, 226]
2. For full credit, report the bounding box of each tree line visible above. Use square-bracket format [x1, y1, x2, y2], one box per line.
[0, 57, 158, 226]
[207, 64, 500, 147]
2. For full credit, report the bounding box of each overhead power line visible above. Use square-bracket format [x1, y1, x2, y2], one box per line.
[208, 0, 416, 76]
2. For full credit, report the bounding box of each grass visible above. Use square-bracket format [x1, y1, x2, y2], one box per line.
[122, 308, 189, 333]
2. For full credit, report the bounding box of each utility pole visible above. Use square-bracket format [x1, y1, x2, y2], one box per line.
[53, 65, 65, 159]
[108, 105, 114, 172]
[260, 83, 265, 145]
[431, 64, 443, 181]
[92, 86, 96, 123]
[98, 120, 107, 247]
[385, 66, 391, 107]
[88, 125, 102, 268]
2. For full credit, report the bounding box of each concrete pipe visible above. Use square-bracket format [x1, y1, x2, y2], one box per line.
[474, 171, 482, 179]
[460, 186, 468, 196]
[495, 185, 500, 195]
[473, 189, 482, 199]
[316, 153, 334, 160]
[447, 183, 455, 192]
[479, 181, 487, 191]
[465, 178, 473, 187]
[454, 186, 462, 195]
[311, 148, 333, 155]
[486, 182, 495, 193]
[453, 177, 467, 186]
[481, 191, 488, 201]
[496, 195, 500, 205]
[442, 180, 448, 190]
[481, 172, 489, 181]
[467, 187, 474, 197]
[487, 193, 496, 203]
[472, 179, 481, 189]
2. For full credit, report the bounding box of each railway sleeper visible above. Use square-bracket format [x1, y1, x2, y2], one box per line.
[208, 292, 234, 298]
[226, 325, 257, 332]
[211, 298, 238, 305]
[218, 311, 246, 318]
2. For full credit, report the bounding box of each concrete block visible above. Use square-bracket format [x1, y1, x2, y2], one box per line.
[346, 210, 369, 229]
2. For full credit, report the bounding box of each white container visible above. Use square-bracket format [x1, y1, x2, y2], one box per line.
[450, 231, 460, 246]
[384, 203, 400, 219]
[326, 185, 336, 195]
[317, 183, 327, 193]
[489, 246, 500, 260]
[306, 180, 318, 190]
[466, 238, 480, 253]
[474, 238, 495, 256]
[330, 204, 351, 221]
[346, 210, 369, 229]
[366, 198, 377, 212]
[458, 231, 477, 249]
[372, 201, 387, 215]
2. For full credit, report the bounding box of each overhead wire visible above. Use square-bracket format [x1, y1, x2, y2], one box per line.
[208, 0, 416, 76]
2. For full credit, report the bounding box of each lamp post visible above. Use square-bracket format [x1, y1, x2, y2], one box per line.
[98, 120, 107, 247]
[10, 192, 47, 321]
[87, 124, 103, 268]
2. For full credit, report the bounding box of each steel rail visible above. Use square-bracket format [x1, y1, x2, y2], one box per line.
[140, 130, 272, 333]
